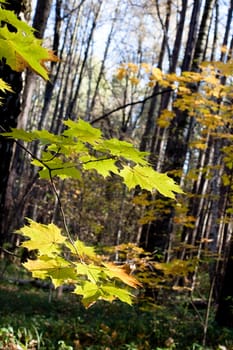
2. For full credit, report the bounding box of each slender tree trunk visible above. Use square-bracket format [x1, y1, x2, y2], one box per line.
[139, 0, 172, 153]
[18, 0, 53, 129]
[150, 0, 188, 167]
[220, 0, 233, 63]
[192, 0, 216, 70]
[88, 2, 119, 121]
[66, 1, 103, 121]
[37, 0, 62, 130]
[212, 0, 233, 324]
[181, 0, 202, 71]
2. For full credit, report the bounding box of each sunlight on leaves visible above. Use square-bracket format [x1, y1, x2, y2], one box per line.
[18, 219, 67, 257]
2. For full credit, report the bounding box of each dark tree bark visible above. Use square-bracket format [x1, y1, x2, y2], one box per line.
[192, 0, 216, 70]
[216, 239, 233, 327]
[0, 0, 24, 246]
[164, 0, 202, 172]
[214, 0, 233, 324]
[2, 0, 53, 243]
[220, 0, 233, 63]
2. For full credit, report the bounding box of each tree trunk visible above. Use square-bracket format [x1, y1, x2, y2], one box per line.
[216, 238, 233, 327]
[18, 0, 53, 129]
[139, 0, 172, 153]
[0, 0, 24, 245]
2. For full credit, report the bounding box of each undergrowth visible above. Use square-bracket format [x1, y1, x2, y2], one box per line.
[0, 282, 233, 350]
[0, 260, 233, 349]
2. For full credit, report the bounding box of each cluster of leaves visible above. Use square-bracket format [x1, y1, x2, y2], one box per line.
[18, 219, 142, 307]
[113, 242, 196, 297]
[2, 118, 182, 306]
[0, 0, 57, 98]
[3, 118, 182, 198]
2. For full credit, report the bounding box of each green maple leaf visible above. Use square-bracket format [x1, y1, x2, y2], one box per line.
[23, 255, 77, 288]
[32, 129, 62, 145]
[63, 119, 102, 145]
[0, 21, 57, 79]
[66, 239, 97, 259]
[31, 157, 81, 180]
[0, 8, 34, 34]
[75, 263, 102, 284]
[53, 166, 82, 180]
[73, 281, 101, 307]
[19, 219, 67, 257]
[1, 128, 37, 142]
[83, 157, 119, 178]
[101, 284, 133, 305]
[97, 138, 148, 165]
[120, 165, 183, 198]
[48, 139, 88, 156]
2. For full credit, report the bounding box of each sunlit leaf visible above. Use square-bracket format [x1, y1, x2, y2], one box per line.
[101, 284, 133, 305]
[75, 263, 102, 284]
[73, 281, 101, 307]
[104, 262, 142, 288]
[0, 23, 58, 80]
[0, 78, 13, 93]
[120, 165, 183, 198]
[31, 157, 81, 180]
[83, 157, 119, 178]
[19, 219, 66, 257]
[63, 119, 102, 145]
[97, 138, 148, 165]
[66, 239, 97, 259]
[23, 255, 76, 288]
[1, 128, 37, 142]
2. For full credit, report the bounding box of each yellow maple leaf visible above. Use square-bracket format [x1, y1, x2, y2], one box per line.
[19, 219, 67, 257]
[127, 62, 138, 73]
[141, 62, 151, 73]
[0, 78, 13, 105]
[116, 66, 127, 80]
[130, 76, 140, 85]
[104, 262, 142, 288]
[150, 67, 163, 81]
[0, 78, 13, 93]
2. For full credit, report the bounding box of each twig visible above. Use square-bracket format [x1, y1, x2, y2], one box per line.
[48, 168, 77, 248]
[1, 125, 78, 251]
[90, 88, 173, 125]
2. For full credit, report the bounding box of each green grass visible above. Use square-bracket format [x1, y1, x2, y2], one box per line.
[0, 283, 154, 349]
[0, 281, 233, 349]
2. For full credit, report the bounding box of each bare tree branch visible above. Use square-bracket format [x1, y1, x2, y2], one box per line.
[90, 88, 173, 125]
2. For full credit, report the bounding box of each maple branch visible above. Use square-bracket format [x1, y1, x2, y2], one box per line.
[0, 127, 75, 247]
[0, 125, 46, 168]
[91, 88, 173, 125]
[47, 168, 76, 248]
[81, 156, 116, 165]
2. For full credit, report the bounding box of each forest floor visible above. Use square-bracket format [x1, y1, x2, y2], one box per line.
[0, 280, 233, 350]
[0, 261, 232, 349]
